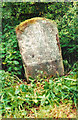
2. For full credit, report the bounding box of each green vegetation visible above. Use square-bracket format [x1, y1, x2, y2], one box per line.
[1, 69, 78, 118]
[2, 2, 78, 76]
[1, 2, 78, 118]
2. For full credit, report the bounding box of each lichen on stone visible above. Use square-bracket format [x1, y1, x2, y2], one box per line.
[15, 17, 56, 34]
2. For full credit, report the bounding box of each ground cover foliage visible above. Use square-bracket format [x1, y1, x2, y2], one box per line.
[1, 2, 78, 118]
[1, 69, 78, 118]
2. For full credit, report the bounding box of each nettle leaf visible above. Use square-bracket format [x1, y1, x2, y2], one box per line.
[15, 89, 20, 94]
[13, 61, 19, 65]
[14, 67, 19, 71]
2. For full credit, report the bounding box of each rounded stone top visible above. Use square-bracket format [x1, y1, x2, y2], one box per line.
[15, 17, 57, 34]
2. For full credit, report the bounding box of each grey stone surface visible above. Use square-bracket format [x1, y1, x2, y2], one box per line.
[16, 17, 64, 79]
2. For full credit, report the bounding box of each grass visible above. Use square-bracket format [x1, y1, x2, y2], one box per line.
[31, 103, 76, 118]
[0, 69, 78, 118]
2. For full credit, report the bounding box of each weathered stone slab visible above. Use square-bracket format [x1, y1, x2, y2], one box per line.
[16, 17, 64, 79]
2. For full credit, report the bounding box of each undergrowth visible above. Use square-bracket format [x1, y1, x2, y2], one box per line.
[0, 68, 78, 118]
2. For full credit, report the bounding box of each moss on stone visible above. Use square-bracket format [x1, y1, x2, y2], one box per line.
[15, 17, 56, 34]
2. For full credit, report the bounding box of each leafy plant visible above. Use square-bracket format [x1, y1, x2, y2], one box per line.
[1, 24, 25, 78]
[1, 2, 78, 118]
[2, 2, 77, 76]
[1, 70, 77, 118]
[56, 2, 78, 65]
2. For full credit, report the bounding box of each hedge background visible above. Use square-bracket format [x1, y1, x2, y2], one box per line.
[1, 2, 78, 78]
